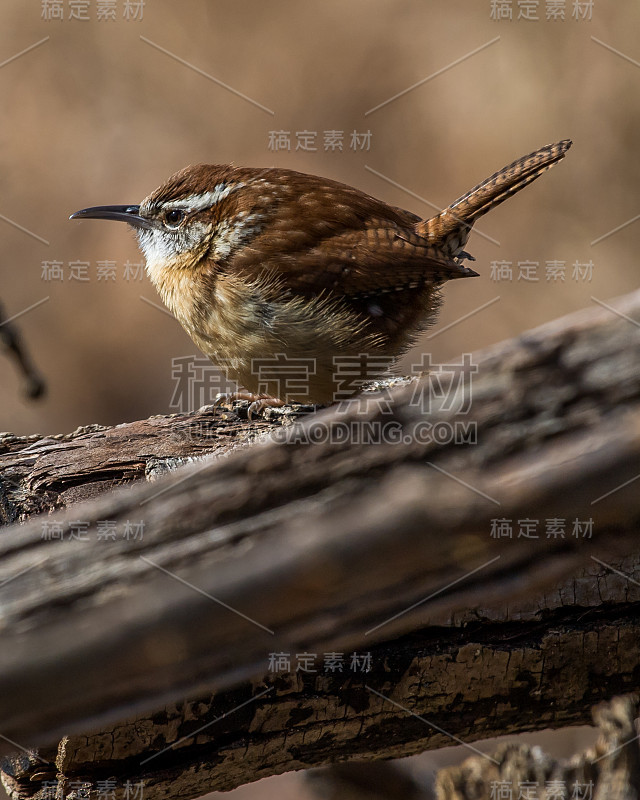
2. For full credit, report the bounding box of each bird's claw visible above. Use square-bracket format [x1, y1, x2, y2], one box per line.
[213, 391, 284, 420]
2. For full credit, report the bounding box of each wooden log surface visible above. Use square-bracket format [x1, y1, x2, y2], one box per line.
[306, 695, 640, 800]
[1, 290, 640, 799]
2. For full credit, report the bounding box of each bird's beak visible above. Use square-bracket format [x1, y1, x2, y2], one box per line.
[69, 204, 155, 230]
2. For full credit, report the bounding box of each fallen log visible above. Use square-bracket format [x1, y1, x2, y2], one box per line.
[1, 290, 639, 799]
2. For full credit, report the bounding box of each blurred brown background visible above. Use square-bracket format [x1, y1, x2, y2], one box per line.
[0, 1, 633, 794]
[1, 0, 639, 435]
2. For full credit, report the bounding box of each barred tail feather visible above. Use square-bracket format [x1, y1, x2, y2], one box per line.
[417, 139, 572, 244]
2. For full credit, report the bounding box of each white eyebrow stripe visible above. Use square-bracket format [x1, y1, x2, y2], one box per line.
[164, 183, 245, 212]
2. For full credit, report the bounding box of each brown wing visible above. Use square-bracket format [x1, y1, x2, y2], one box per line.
[223, 167, 474, 299]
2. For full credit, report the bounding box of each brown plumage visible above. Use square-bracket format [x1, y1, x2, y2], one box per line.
[71, 139, 571, 405]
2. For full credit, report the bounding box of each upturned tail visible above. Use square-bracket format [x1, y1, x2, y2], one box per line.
[417, 139, 572, 250]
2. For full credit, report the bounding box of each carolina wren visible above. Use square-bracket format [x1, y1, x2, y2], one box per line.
[71, 140, 571, 405]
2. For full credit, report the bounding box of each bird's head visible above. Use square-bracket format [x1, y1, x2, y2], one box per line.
[70, 164, 266, 281]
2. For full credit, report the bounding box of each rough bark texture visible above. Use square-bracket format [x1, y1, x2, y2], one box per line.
[1, 291, 640, 800]
[306, 695, 640, 799]
[0, 405, 281, 522]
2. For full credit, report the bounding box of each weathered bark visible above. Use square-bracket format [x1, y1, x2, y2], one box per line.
[0, 404, 282, 522]
[2, 608, 640, 800]
[306, 695, 640, 800]
[1, 290, 640, 800]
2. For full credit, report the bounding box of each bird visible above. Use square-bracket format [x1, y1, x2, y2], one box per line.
[70, 139, 571, 407]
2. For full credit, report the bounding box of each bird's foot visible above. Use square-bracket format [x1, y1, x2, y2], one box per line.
[214, 391, 285, 420]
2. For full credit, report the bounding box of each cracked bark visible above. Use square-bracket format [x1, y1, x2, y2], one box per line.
[1, 290, 640, 800]
[306, 694, 640, 800]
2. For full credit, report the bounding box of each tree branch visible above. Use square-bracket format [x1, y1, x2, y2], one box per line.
[1, 290, 640, 799]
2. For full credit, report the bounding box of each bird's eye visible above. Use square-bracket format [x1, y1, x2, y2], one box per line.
[163, 209, 185, 228]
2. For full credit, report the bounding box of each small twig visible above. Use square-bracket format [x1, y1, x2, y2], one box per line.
[0, 301, 46, 400]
